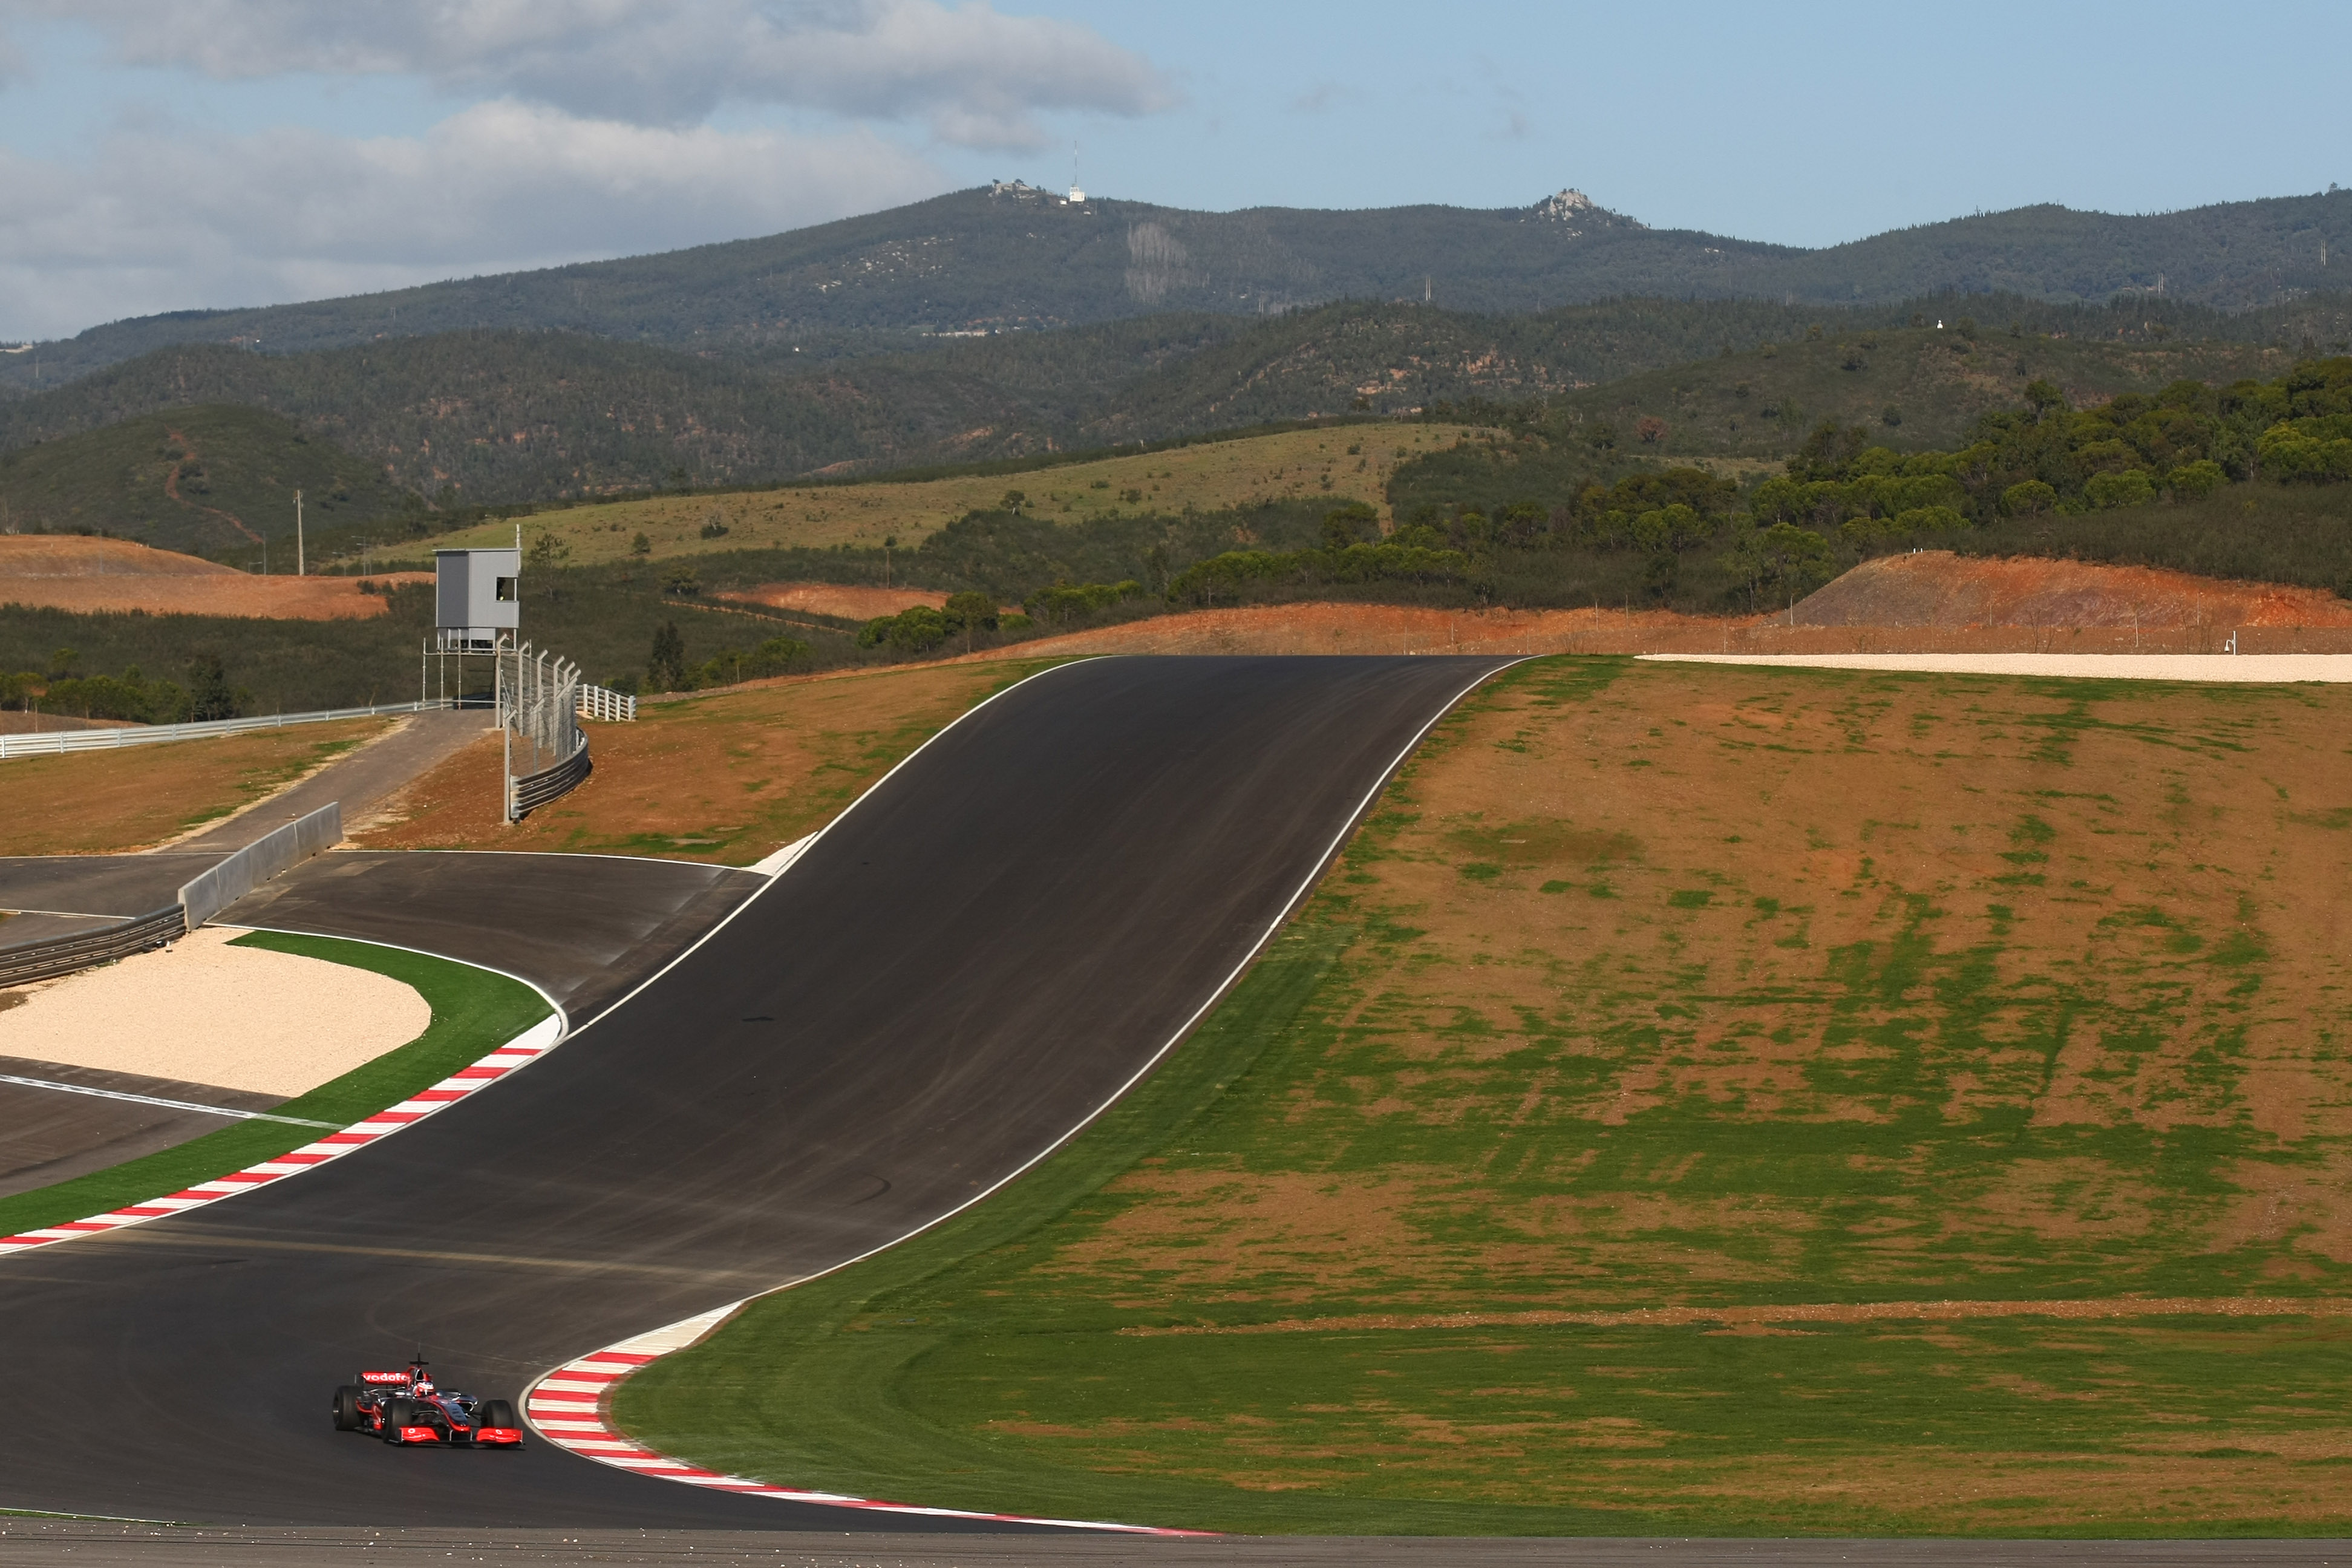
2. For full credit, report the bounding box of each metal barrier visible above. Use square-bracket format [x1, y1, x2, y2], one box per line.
[577, 685, 636, 723]
[501, 643, 591, 821]
[0, 905, 185, 988]
[0, 802, 345, 991]
[510, 745, 593, 815]
[178, 803, 344, 930]
[0, 699, 453, 760]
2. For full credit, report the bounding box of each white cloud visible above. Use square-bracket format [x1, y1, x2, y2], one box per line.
[0, 100, 949, 340]
[13, 0, 1175, 147]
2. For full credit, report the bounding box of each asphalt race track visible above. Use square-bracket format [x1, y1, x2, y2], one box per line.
[221, 852, 768, 1022]
[0, 656, 1510, 1530]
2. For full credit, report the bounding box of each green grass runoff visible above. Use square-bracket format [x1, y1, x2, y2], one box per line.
[0, 931, 548, 1239]
[616, 656, 2352, 1535]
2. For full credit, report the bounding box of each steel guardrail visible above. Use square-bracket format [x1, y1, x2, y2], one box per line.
[178, 803, 343, 930]
[509, 742, 592, 816]
[0, 905, 186, 988]
[0, 699, 455, 760]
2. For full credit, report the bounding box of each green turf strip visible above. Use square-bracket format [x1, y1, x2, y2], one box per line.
[0, 931, 548, 1240]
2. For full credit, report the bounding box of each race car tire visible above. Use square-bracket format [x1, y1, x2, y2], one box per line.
[332, 1385, 362, 1431]
[381, 1397, 413, 1443]
[477, 1399, 517, 1429]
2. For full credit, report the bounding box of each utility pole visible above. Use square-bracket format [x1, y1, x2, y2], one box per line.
[295, 490, 305, 576]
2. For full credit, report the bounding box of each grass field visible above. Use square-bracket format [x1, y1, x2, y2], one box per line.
[0, 719, 388, 855]
[422, 426, 1474, 567]
[0, 930, 547, 1239]
[618, 655, 2352, 1534]
[354, 661, 1059, 865]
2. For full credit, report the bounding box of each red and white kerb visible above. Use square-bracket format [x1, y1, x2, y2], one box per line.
[0, 1016, 564, 1255]
[523, 1305, 1210, 1536]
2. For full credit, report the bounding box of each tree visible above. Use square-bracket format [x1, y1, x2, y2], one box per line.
[1720, 523, 1835, 611]
[630, 532, 651, 557]
[1000, 490, 1026, 515]
[1321, 501, 1379, 549]
[662, 563, 701, 595]
[1635, 416, 1668, 445]
[942, 591, 997, 652]
[647, 621, 688, 691]
[525, 530, 571, 570]
[186, 653, 241, 722]
[2002, 480, 2059, 516]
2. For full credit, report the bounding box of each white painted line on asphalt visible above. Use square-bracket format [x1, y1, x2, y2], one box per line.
[1641, 652, 2352, 682]
[0, 1073, 339, 1128]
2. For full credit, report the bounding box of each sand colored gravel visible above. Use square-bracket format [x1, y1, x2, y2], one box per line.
[0, 927, 430, 1096]
[1642, 652, 2352, 682]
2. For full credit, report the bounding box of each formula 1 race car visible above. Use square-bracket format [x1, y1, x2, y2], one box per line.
[331, 1356, 523, 1448]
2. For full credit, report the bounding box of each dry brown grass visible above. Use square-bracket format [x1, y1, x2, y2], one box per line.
[0, 536, 424, 620]
[353, 661, 1046, 865]
[0, 719, 390, 856]
[1058, 661, 2352, 1313]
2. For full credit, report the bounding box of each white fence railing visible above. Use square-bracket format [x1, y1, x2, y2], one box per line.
[577, 685, 637, 722]
[0, 699, 454, 760]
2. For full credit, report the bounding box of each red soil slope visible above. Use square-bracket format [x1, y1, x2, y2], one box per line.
[1793, 550, 2352, 630]
[719, 583, 949, 621]
[995, 552, 2352, 661]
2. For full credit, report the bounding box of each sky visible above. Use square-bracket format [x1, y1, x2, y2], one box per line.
[0, 1, 2344, 343]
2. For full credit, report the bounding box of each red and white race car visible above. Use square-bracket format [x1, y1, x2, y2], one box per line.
[332, 1356, 523, 1448]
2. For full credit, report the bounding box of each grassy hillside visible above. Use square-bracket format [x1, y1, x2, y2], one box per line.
[5, 185, 2350, 393]
[420, 424, 1469, 566]
[620, 657, 2352, 1534]
[0, 405, 417, 552]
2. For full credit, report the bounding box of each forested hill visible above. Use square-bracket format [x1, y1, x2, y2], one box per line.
[5, 292, 2340, 511]
[5, 185, 2351, 395]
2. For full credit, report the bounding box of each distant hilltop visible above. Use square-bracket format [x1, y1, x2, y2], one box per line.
[1527, 188, 1647, 234]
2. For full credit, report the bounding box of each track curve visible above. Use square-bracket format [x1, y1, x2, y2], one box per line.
[0, 656, 1510, 1528]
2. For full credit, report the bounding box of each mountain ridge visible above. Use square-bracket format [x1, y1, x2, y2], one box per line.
[4, 185, 2348, 397]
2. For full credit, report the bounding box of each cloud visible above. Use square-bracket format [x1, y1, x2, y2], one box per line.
[15, 0, 1177, 148]
[0, 100, 949, 339]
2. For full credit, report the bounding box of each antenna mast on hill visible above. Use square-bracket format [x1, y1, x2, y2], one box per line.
[294, 490, 304, 576]
[1068, 141, 1084, 204]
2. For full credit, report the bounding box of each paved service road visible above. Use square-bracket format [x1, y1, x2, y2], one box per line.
[0, 656, 1509, 1529]
[222, 851, 768, 1022]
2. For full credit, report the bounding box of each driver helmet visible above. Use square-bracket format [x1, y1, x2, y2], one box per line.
[412, 1377, 436, 1396]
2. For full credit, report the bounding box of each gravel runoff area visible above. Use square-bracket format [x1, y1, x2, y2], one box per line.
[1641, 652, 2352, 682]
[0, 927, 428, 1095]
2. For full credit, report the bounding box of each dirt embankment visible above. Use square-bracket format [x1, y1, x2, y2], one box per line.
[718, 582, 950, 621]
[995, 551, 2352, 661]
[0, 536, 426, 621]
[1794, 550, 2352, 632]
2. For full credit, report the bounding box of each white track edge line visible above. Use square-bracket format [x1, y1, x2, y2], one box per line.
[521, 655, 1524, 1534]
